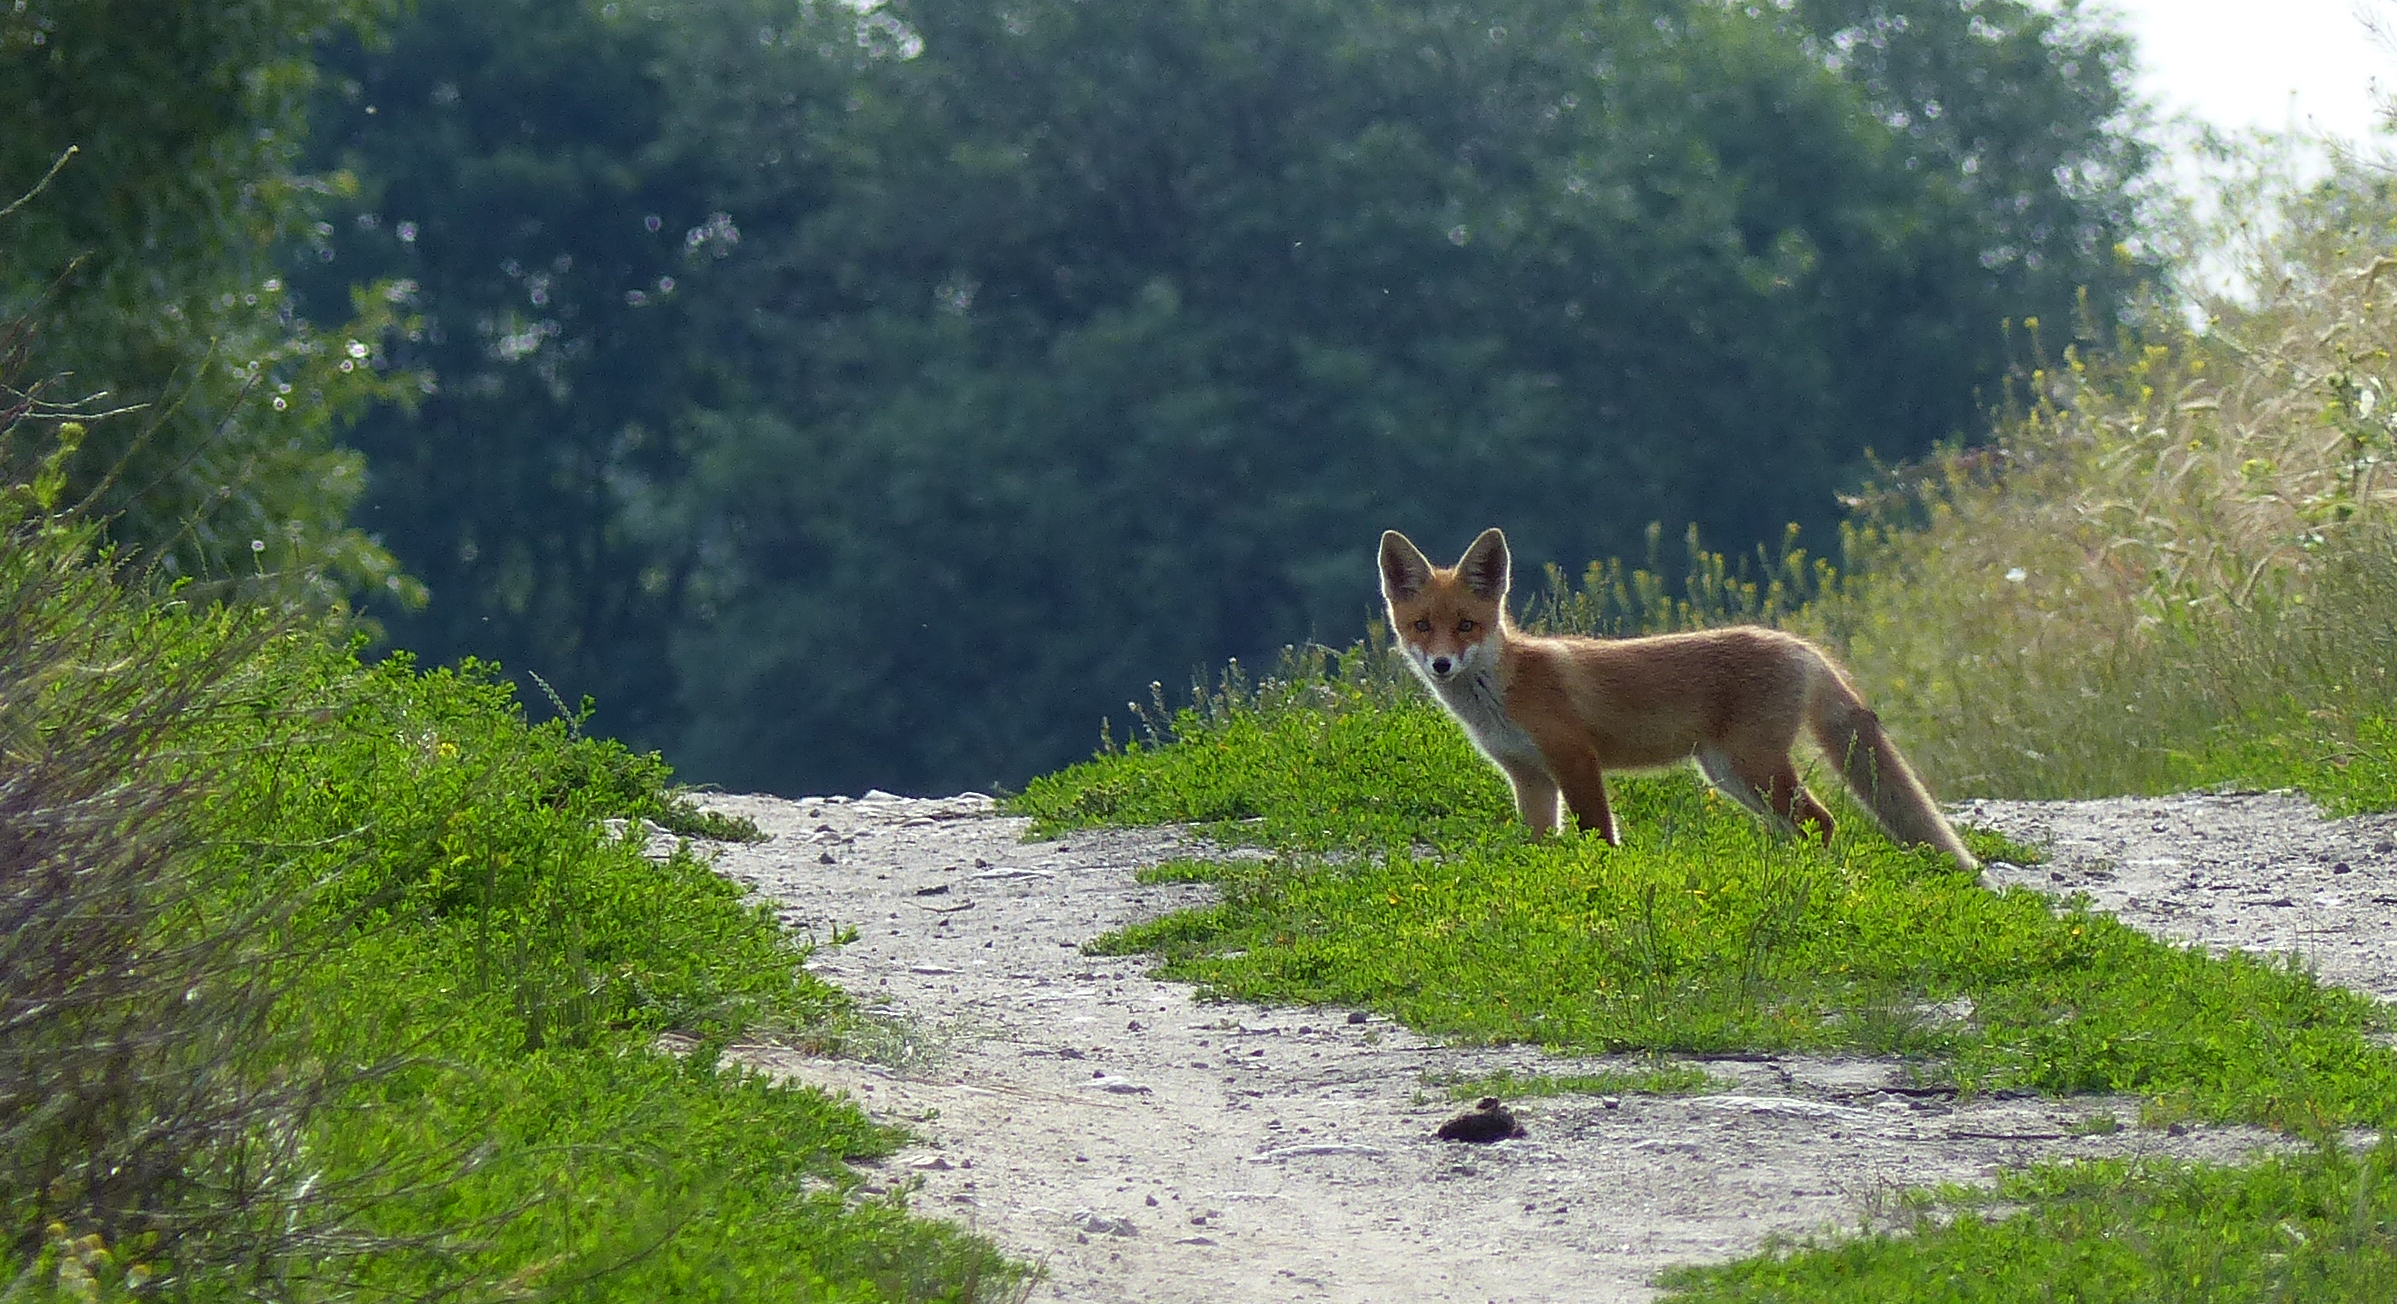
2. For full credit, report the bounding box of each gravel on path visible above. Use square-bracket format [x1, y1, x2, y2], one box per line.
[680, 789, 2397, 1303]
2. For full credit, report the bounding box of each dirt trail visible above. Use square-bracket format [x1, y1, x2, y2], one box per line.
[684, 790, 2397, 1303]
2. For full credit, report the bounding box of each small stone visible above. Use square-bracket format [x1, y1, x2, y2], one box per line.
[819, 851, 837, 864]
[1146, 1194, 1159, 1206]
[2334, 862, 2353, 874]
[1073, 1210, 1136, 1237]
[1347, 1011, 1369, 1025]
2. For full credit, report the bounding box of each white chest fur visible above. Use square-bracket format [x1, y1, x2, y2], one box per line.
[1426, 667, 1546, 771]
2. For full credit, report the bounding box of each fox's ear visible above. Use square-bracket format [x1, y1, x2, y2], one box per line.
[1457, 527, 1510, 601]
[1379, 530, 1434, 601]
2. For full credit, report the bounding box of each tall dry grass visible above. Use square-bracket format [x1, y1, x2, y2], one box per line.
[1804, 167, 2397, 800]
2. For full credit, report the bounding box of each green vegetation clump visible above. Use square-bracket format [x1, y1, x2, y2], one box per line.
[1428, 1064, 1726, 1102]
[1020, 688, 2397, 1129]
[3, 0, 419, 607]
[1660, 1141, 2397, 1302]
[0, 500, 1017, 1298]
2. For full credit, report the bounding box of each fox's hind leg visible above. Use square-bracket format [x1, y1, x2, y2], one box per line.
[1695, 746, 1775, 820]
[1697, 745, 1835, 844]
[1766, 764, 1837, 844]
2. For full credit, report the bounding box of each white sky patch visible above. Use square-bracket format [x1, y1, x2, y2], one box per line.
[2052, 1, 2397, 301]
[2090, 0, 2391, 145]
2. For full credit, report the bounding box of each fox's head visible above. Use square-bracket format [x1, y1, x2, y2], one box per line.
[1378, 527, 1511, 686]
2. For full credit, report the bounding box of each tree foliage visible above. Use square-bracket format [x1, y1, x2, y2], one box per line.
[301, 0, 2158, 795]
[2, 0, 413, 607]
[299, 0, 708, 740]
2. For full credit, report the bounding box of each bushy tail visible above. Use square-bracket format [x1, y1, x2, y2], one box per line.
[1806, 671, 1979, 872]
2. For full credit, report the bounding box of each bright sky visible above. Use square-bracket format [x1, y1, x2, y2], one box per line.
[2091, 0, 2390, 144]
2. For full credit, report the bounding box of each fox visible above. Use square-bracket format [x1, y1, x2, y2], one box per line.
[1378, 527, 1978, 871]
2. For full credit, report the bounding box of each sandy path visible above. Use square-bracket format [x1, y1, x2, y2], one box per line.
[686, 790, 2397, 1303]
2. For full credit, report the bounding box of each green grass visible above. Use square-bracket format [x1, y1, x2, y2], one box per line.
[2198, 712, 2397, 818]
[1022, 677, 1508, 853]
[3, 529, 1020, 1299]
[1659, 1140, 2397, 1302]
[217, 645, 1021, 1299]
[1017, 646, 2397, 1300]
[1018, 694, 2397, 1130]
[1427, 1063, 1726, 1102]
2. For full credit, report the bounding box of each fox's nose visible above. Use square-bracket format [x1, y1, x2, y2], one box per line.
[1430, 655, 1454, 677]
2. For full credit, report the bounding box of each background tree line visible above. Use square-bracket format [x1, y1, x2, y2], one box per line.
[9, 0, 2156, 796]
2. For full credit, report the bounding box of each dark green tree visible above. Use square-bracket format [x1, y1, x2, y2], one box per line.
[1785, 0, 2152, 367]
[635, 0, 2155, 794]
[2, 0, 411, 606]
[297, 0, 727, 738]
[300, 0, 2153, 794]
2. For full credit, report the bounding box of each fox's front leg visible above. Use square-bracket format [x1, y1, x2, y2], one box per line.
[1539, 741, 1620, 845]
[1496, 759, 1562, 836]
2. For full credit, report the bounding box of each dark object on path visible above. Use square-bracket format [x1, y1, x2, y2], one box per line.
[1437, 1097, 1526, 1143]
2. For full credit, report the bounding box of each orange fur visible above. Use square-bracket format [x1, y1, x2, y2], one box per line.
[1379, 527, 1977, 871]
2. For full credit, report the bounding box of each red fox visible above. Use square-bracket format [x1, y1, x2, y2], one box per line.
[1379, 528, 1978, 871]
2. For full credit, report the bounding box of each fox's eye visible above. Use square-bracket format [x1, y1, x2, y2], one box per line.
[1456, 618, 1477, 632]
[1413, 619, 1432, 632]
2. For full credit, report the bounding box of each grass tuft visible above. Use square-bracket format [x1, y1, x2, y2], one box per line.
[1027, 691, 2397, 1129]
[1660, 1139, 2397, 1302]
[1427, 1063, 1726, 1101]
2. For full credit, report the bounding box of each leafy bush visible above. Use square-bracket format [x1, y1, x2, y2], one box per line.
[3, 2, 420, 607]
[0, 457, 1016, 1297]
[0, 506, 316, 1278]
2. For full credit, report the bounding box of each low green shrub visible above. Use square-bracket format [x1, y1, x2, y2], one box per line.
[0, 508, 1019, 1299]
